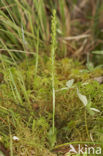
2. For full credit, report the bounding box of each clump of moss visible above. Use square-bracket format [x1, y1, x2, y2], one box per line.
[0, 56, 103, 155]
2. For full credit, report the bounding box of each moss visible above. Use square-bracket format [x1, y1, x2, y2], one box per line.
[0, 57, 103, 155]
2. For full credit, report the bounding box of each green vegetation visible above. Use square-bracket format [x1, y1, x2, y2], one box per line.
[0, 0, 103, 156]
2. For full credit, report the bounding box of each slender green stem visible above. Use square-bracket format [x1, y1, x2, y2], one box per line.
[35, 28, 39, 77]
[85, 110, 89, 138]
[51, 9, 56, 134]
